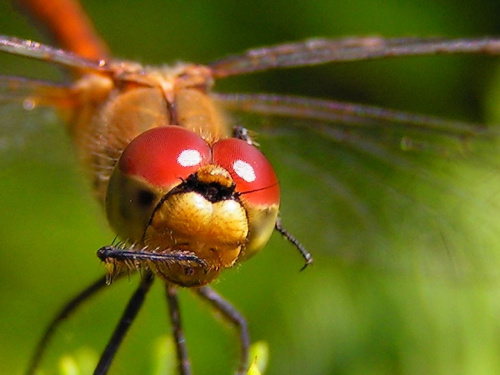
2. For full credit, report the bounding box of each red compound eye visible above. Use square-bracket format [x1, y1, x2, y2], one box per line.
[212, 138, 280, 206]
[119, 126, 211, 187]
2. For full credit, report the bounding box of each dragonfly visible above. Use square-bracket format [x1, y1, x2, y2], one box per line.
[3, 0, 500, 374]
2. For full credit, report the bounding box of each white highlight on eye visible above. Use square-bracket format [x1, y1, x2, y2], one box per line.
[178, 149, 202, 167]
[233, 160, 256, 182]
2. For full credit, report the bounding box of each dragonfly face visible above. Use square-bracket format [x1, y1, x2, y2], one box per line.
[2, 1, 500, 375]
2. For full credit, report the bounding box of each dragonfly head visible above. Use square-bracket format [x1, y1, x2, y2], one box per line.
[105, 126, 280, 286]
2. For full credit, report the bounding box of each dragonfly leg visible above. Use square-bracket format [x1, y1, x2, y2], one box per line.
[195, 286, 250, 375]
[25, 275, 109, 375]
[275, 216, 313, 270]
[94, 272, 155, 375]
[166, 286, 192, 375]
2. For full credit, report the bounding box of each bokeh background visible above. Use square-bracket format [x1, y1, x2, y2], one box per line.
[3, 0, 500, 374]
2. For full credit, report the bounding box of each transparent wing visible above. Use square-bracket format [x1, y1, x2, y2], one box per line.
[209, 37, 500, 77]
[0, 75, 74, 103]
[210, 37, 500, 275]
[215, 92, 500, 279]
[0, 35, 109, 73]
[0, 75, 75, 165]
[0, 36, 106, 164]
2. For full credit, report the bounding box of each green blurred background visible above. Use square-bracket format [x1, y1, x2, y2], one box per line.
[3, 0, 500, 374]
